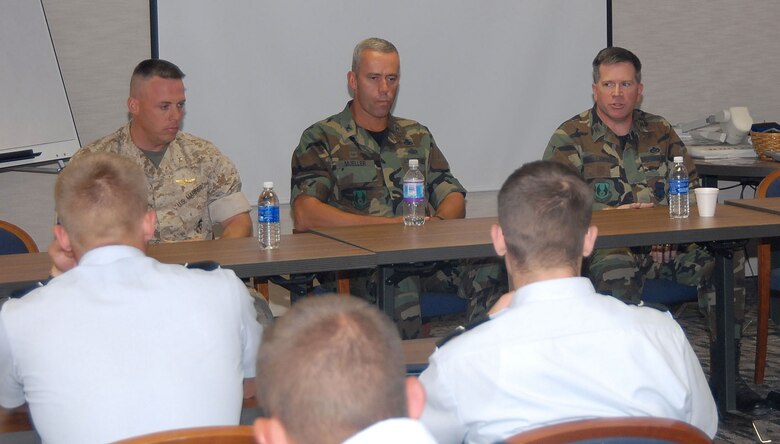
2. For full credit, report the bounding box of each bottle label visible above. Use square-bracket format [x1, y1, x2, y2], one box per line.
[669, 179, 689, 195]
[403, 180, 424, 202]
[258, 206, 280, 223]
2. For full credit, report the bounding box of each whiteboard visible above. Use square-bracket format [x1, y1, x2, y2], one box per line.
[156, 0, 607, 203]
[0, 0, 79, 169]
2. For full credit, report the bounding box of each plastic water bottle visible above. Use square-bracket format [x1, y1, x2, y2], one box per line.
[257, 182, 280, 249]
[403, 159, 425, 226]
[668, 156, 689, 219]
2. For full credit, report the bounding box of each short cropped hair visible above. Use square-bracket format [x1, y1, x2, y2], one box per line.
[592, 47, 642, 83]
[130, 59, 185, 94]
[55, 153, 148, 250]
[256, 295, 406, 444]
[498, 160, 593, 273]
[351, 37, 399, 73]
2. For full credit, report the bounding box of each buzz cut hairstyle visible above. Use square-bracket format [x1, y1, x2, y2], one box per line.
[256, 295, 407, 444]
[55, 152, 149, 251]
[130, 59, 185, 94]
[351, 37, 399, 73]
[592, 46, 642, 84]
[497, 160, 593, 273]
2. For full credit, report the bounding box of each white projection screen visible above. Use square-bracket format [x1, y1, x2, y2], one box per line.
[156, 0, 608, 203]
[1, 0, 79, 169]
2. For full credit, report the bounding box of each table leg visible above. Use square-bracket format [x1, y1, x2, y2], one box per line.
[379, 266, 396, 318]
[710, 241, 739, 413]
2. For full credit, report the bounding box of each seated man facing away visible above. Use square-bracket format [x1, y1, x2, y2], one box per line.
[254, 295, 436, 444]
[0, 153, 262, 444]
[419, 161, 717, 443]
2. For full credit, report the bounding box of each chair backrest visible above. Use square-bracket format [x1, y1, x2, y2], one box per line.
[113, 425, 255, 444]
[0, 220, 38, 254]
[501, 417, 712, 444]
[757, 169, 780, 198]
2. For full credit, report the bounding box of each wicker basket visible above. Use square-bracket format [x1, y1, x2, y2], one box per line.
[752, 131, 780, 161]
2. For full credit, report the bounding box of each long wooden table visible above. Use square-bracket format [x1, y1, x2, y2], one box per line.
[725, 196, 780, 215]
[0, 233, 375, 297]
[0, 337, 439, 435]
[313, 205, 780, 412]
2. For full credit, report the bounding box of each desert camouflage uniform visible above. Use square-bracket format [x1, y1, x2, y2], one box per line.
[72, 124, 273, 326]
[544, 106, 745, 338]
[75, 124, 251, 242]
[291, 102, 506, 338]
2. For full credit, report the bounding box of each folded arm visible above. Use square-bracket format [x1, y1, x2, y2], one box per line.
[292, 195, 402, 232]
[219, 212, 252, 239]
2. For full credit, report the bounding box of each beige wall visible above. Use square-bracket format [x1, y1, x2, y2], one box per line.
[0, 0, 150, 247]
[613, 0, 780, 124]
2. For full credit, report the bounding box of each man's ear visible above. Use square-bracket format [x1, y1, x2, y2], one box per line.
[582, 225, 598, 257]
[54, 223, 73, 255]
[127, 96, 139, 116]
[142, 210, 157, 243]
[491, 224, 506, 257]
[254, 417, 291, 444]
[405, 377, 426, 420]
[347, 70, 357, 94]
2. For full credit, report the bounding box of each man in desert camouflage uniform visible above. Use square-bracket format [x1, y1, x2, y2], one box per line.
[63, 60, 273, 328]
[291, 37, 505, 338]
[544, 46, 763, 415]
[73, 59, 252, 242]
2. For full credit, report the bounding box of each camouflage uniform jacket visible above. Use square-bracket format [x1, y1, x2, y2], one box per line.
[543, 106, 697, 210]
[291, 102, 466, 216]
[74, 124, 250, 242]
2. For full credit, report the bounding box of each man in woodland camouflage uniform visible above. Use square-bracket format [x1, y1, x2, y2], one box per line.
[73, 59, 252, 242]
[291, 37, 505, 338]
[544, 46, 764, 415]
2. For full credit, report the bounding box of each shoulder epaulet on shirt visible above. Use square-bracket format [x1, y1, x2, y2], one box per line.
[184, 260, 221, 271]
[435, 316, 491, 348]
[627, 300, 670, 313]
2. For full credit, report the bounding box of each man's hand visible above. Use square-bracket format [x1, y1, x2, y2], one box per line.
[47, 239, 76, 276]
[243, 378, 256, 399]
[604, 202, 655, 210]
[651, 243, 677, 264]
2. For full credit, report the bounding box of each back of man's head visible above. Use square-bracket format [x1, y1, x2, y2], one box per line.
[256, 295, 407, 444]
[498, 160, 593, 274]
[55, 152, 149, 251]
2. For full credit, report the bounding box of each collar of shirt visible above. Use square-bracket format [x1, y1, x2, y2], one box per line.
[78, 244, 146, 267]
[508, 276, 596, 310]
[587, 104, 652, 143]
[336, 101, 404, 154]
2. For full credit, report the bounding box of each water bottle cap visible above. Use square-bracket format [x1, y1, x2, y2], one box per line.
[409, 159, 418, 167]
[263, 181, 274, 188]
[673, 156, 683, 163]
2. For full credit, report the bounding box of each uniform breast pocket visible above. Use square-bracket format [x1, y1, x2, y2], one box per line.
[334, 159, 383, 211]
[582, 155, 626, 206]
[639, 154, 669, 203]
